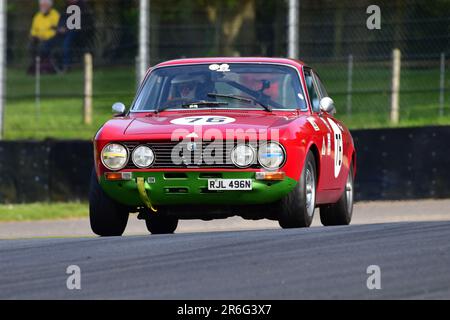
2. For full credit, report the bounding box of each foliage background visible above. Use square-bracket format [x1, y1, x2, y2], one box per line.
[3, 0, 450, 139]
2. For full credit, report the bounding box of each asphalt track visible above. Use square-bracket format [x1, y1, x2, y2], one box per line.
[1, 200, 450, 299]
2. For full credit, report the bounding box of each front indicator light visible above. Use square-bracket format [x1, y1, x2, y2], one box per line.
[105, 172, 133, 181]
[255, 171, 285, 181]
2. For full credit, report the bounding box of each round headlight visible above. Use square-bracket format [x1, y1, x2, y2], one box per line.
[231, 144, 256, 168]
[132, 145, 155, 168]
[258, 142, 285, 170]
[101, 143, 128, 171]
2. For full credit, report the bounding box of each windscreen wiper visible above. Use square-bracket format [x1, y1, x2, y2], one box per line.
[181, 101, 229, 108]
[207, 93, 272, 112]
[208, 93, 252, 103]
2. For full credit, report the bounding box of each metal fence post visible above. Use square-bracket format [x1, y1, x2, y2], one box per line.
[0, 0, 5, 140]
[35, 56, 41, 119]
[390, 48, 401, 124]
[288, 0, 299, 59]
[83, 53, 93, 125]
[138, 0, 150, 84]
[346, 54, 353, 117]
[439, 52, 445, 116]
[135, 56, 140, 89]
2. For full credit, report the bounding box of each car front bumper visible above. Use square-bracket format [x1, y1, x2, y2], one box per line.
[100, 171, 297, 207]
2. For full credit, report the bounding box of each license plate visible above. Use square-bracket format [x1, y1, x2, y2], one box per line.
[208, 179, 253, 191]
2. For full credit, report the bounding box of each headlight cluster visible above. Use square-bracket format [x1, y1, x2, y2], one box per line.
[132, 145, 155, 168]
[258, 142, 285, 170]
[231, 144, 256, 168]
[231, 142, 286, 170]
[101, 143, 155, 170]
[101, 144, 128, 171]
[101, 142, 285, 170]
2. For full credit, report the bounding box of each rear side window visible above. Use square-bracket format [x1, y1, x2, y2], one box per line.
[314, 72, 329, 98]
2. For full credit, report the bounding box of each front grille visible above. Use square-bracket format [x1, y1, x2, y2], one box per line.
[123, 141, 261, 169]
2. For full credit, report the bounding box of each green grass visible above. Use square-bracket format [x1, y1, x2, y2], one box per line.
[5, 67, 136, 140]
[315, 62, 450, 129]
[0, 202, 88, 222]
[4, 63, 450, 140]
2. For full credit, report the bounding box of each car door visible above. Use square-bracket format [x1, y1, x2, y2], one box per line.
[303, 68, 334, 190]
[311, 70, 345, 190]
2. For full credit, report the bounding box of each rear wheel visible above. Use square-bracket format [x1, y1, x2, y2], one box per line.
[145, 210, 179, 235]
[320, 164, 354, 226]
[278, 151, 317, 229]
[89, 170, 129, 236]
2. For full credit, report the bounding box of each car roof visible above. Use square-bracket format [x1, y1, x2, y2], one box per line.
[153, 57, 308, 69]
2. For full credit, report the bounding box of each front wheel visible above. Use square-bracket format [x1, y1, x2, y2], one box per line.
[89, 170, 129, 236]
[320, 163, 354, 226]
[278, 151, 317, 229]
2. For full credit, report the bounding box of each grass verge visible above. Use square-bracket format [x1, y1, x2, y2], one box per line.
[4, 64, 450, 140]
[0, 202, 88, 222]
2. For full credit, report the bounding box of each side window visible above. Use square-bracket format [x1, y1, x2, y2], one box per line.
[304, 69, 321, 113]
[134, 74, 164, 110]
[313, 72, 329, 98]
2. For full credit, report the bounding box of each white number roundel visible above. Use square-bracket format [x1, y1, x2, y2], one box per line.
[170, 116, 236, 126]
[328, 118, 343, 178]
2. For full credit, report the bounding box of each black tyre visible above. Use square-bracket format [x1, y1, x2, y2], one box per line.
[320, 163, 354, 226]
[145, 210, 179, 235]
[278, 151, 317, 229]
[89, 170, 129, 236]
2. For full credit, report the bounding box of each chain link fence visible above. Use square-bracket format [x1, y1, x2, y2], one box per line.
[3, 0, 450, 139]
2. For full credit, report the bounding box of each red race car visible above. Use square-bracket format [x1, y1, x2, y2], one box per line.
[91, 57, 356, 236]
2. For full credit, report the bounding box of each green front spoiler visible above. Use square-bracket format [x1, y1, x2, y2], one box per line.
[100, 171, 297, 207]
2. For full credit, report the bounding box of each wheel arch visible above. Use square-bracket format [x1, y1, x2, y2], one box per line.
[307, 143, 321, 181]
[351, 149, 357, 179]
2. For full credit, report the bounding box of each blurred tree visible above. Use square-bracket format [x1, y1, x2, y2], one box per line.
[333, 1, 344, 57]
[199, 0, 256, 56]
[90, 0, 122, 62]
[5, 0, 450, 66]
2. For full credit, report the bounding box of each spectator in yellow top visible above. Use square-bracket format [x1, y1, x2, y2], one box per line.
[28, 0, 61, 74]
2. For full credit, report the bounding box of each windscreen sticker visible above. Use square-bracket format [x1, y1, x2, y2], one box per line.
[171, 116, 236, 126]
[209, 64, 230, 72]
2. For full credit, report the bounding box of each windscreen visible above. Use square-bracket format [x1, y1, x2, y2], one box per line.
[132, 63, 307, 111]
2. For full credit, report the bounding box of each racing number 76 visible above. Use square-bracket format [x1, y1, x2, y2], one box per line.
[187, 117, 227, 124]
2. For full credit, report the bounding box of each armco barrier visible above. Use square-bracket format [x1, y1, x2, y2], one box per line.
[0, 126, 449, 204]
[353, 126, 450, 200]
[0, 140, 93, 203]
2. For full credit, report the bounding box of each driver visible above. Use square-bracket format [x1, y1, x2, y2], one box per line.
[178, 81, 197, 100]
[170, 75, 201, 101]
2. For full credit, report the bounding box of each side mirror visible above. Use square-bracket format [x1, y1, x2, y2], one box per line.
[320, 97, 336, 114]
[112, 102, 126, 117]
